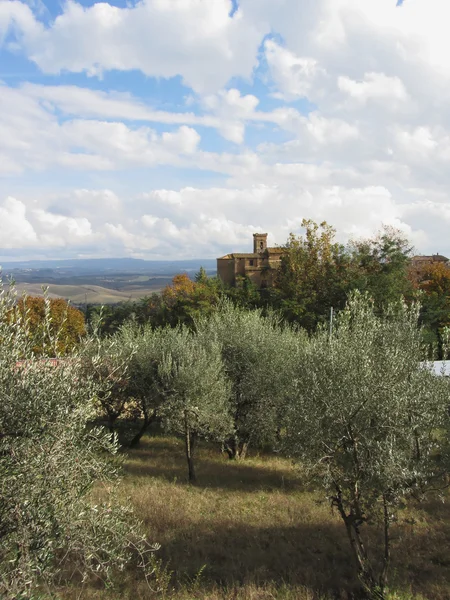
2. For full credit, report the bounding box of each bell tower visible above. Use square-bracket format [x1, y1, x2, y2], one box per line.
[253, 233, 268, 254]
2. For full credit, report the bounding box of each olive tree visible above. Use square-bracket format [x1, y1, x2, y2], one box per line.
[158, 327, 232, 482]
[116, 322, 182, 447]
[283, 292, 450, 598]
[197, 302, 303, 459]
[81, 331, 136, 435]
[0, 282, 158, 598]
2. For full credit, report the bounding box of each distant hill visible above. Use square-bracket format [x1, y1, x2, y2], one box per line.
[0, 257, 217, 305]
[0, 257, 217, 275]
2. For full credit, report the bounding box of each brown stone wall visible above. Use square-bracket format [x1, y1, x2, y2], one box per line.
[217, 258, 235, 286]
[235, 257, 247, 277]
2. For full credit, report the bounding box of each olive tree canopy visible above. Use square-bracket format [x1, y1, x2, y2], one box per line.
[158, 327, 232, 482]
[283, 292, 450, 598]
[196, 301, 303, 459]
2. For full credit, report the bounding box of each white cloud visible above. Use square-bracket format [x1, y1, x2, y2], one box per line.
[264, 39, 324, 101]
[162, 126, 201, 155]
[21, 83, 220, 127]
[0, 0, 263, 93]
[34, 209, 92, 238]
[0, 178, 448, 260]
[338, 72, 409, 107]
[61, 120, 201, 166]
[4, 0, 450, 260]
[0, 197, 38, 247]
[202, 88, 260, 143]
[0, 84, 206, 172]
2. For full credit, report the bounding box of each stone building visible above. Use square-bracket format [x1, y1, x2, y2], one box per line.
[217, 233, 284, 288]
[410, 254, 449, 278]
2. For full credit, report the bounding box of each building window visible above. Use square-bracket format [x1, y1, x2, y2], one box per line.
[249, 259, 254, 266]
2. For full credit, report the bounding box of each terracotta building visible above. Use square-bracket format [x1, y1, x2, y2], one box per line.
[217, 233, 284, 288]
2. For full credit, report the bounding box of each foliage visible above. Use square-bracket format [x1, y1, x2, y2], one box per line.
[410, 261, 450, 356]
[80, 329, 137, 434]
[282, 292, 450, 598]
[350, 226, 415, 309]
[196, 301, 303, 459]
[158, 328, 232, 482]
[0, 281, 157, 598]
[11, 294, 86, 355]
[85, 301, 142, 336]
[225, 276, 262, 310]
[270, 222, 415, 332]
[158, 272, 223, 327]
[87, 270, 224, 335]
[273, 220, 355, 331]
[114, 322, 183, 447]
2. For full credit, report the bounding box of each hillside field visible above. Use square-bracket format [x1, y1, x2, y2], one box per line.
[14, 280, 169, 304]
[59, 433, 450, 600]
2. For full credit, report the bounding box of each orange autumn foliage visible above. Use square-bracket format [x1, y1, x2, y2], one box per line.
[12, 296, 86, 356]
[416, 261, 450, 296]
[162, 274, 196, 302]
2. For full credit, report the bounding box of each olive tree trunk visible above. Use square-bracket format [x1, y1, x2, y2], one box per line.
[224, 434, 249, 460]
[128, 409, 157, 448]
[184, 413, 197, 483]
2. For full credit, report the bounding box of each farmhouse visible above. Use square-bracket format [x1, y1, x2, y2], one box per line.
[217, 233, 284, 288]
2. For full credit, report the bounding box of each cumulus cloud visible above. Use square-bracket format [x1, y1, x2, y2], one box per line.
[338, 73, 410, 107]
[0, 196, 97, 251]
[0, 0, 263, 93]
[264, 39, 325, 101]
[0, 84, 205, 172]
[2, 0, 450, 259]
[0, 197, 38, 247]
[0, 176, 447, 260]
[202, 88, 260, 143]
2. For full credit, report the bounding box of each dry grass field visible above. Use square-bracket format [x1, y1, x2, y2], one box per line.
[60, 434, 450, 600]
[14, 282, 165, 304]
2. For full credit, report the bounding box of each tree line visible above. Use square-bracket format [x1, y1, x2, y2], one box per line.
[85, 221, 450, 356]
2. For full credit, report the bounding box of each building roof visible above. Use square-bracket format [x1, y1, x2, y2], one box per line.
[217, 247, 284, 260]
[412, 254, 449, 263]
[217, 253, 258, 259]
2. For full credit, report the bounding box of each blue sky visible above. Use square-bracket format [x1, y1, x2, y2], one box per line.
[0, 0, 449, 260]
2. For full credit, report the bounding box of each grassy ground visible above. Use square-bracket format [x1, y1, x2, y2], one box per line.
[60, 434, 450, 600]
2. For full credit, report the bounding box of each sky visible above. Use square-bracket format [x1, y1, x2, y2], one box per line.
[1, 0, 450, 260]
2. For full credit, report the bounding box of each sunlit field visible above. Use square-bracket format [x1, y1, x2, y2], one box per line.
[60, 432, 450, 600]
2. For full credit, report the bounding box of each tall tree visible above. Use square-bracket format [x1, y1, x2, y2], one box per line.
[350, 225, 414, 309]
[273, 219, 354, 331]
[155, 272, 222, 328]
[283, 292, 450, 598]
